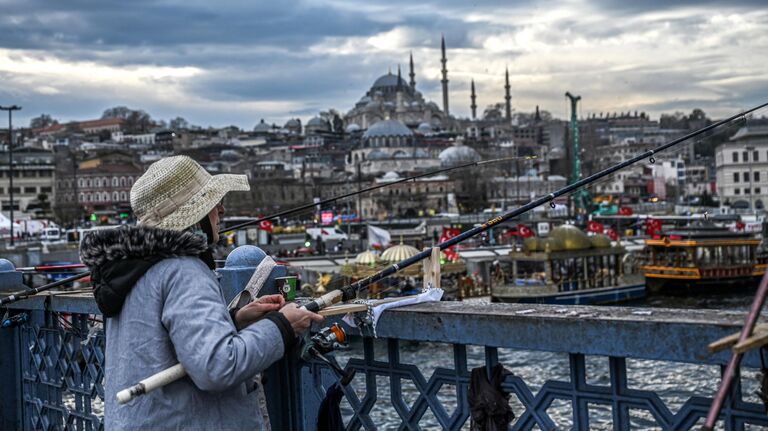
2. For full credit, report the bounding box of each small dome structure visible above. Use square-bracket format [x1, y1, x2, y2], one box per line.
[439, 144, 481, 167]
[381, 171, 401, 181]
[345, 123, 361, 133]
[549, 225, 592, 250]
[381, 243, 419, 263]
[363, 119, 413, 139]
[355, 250, 378, 265]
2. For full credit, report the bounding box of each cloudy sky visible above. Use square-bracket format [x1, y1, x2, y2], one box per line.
[1, 0, 767, 128]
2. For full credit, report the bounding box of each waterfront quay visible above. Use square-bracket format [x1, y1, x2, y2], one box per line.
[1, 254, 768, 431]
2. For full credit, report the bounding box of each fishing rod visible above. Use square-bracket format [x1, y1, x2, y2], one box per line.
[221, 156, 533, 234]
[338, 101, 768, 300]
[0, 156, 523, 306]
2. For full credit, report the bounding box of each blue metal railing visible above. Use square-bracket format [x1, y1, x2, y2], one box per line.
[2, 251, 768, 430]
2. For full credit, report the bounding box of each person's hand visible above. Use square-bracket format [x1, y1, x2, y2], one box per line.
[279, 303, 324, 334]
[235, 294, 285, 328]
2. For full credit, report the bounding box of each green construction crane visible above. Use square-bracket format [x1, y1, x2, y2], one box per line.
[565, 92, 591, 219]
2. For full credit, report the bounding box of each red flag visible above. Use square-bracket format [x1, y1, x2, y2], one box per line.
[586, 221, 604, 233]
[517, 224, 534, 238]
[618, 207, 633, 216]
[440, 227, 462, 257]
[606, 228, 618, 241]
[645, 218, 661, 237]
[259, 219, 273, 232]
[735, 221, 746, 231]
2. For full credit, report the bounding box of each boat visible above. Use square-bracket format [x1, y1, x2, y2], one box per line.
[491, 225, 645, 305]
[640, 224, 767, 292]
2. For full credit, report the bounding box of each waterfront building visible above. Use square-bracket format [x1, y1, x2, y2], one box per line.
[0, 147, 55, 215]
[715, 125, 768, 212]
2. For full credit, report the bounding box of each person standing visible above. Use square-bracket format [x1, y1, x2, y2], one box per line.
[80, 156, 323, 430]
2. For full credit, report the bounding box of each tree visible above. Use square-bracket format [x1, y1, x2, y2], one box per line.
[101, 106, 133, 120]
[169, 117, 189, 130]
[30, 114, 58, 129]
[124, 110, 153, 134]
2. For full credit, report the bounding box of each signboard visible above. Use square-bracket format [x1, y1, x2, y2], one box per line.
[321, 211, 334, 225]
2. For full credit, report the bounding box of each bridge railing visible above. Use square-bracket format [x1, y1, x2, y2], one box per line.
[2, 256, 768, 430]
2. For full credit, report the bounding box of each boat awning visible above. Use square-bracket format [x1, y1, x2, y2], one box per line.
[458, 250, 498, 260]
[284, 259, 340, 273]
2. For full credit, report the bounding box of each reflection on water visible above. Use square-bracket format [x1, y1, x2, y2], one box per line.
[334, 292, 767, 430]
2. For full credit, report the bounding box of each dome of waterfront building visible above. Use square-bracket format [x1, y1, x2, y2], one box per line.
[355, 250, 378, 265]
[345, 123, 361, 133]
[363, 119, 413, 139]
[549, 225, 592, 250]
[381, 243, 420, 263]
[284, 118, 300, 128]
[439, 144, 481, 167]
[371, 73, 409, 90]
[416, 122, 432, 134]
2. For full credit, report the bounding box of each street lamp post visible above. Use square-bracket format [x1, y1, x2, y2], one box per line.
[1, 105, 21, 246]
[746, 145, 755, 214]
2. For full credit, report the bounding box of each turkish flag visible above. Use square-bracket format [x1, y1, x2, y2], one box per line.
[587, 221, 604, 233]
[517, 224, 534, 238]
[618, 207, 633, 216]
[606, 228, 618, 241]
[645, 218, 661, 236]
[259, 219, 273, 232]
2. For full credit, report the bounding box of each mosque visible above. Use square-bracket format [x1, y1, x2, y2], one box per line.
[343, 36, 458, 133]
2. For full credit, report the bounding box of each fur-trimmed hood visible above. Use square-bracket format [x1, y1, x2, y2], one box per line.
[80, 226, 209, 316]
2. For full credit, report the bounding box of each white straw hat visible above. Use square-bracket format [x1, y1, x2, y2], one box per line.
[131, 155, 250, 231]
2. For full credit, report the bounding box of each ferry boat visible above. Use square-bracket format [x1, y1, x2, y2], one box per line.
[640, 224, 767, 292]
[491, 225, 645, 305]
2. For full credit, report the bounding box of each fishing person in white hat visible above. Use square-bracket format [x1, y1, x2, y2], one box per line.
[79, 155, 323, 430]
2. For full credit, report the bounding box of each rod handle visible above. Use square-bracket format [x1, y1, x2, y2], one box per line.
[116, 363, 187, 404]
[302, 290, 343, 312]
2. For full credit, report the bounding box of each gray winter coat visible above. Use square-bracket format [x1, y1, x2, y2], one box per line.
[80, 227, 293, 430]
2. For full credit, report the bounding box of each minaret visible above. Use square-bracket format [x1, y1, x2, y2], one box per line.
[440, 35, 450, 115]
[409, 51, 416, 90]
[396, 65, 405, 114]
[504, 67, 511, 121]
[470, 79, 477, 120]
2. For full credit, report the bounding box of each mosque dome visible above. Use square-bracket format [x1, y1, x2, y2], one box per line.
[439, 144, 481, 167]
[254, 119, 272, 133]
[372, 73, 408, 89]
[345, 123, 361, 133]
[284, 118, 300, 128]
[416, 122, 432, 134]
[414, 148, 429, 158]
[363, 119, 413, 139]
[381, 243, 419, 263]
[307, 116, 330, 131]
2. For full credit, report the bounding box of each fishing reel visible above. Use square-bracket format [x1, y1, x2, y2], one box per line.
[301, 323, 356, 386]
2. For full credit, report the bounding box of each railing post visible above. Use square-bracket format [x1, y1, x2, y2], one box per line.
[0, 259, 24, 429]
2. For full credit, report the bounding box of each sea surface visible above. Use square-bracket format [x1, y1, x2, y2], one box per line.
[332, 292, 768, 430]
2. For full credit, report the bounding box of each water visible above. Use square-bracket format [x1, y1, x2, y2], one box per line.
[333, 292, 768, 430]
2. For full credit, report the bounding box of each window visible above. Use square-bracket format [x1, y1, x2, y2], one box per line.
[756, 187, 762, 194]
[120, 191, 128, 201]
[10, 187, 20, 193]
[745, 188, 751, 194]
[744, 172, 750, 182]
[94, 178, 101, 187]
[24, 187, 36, 194]
[743, 151, 749, 162]
[112, 177, 119, 187]
[733, 152, 739, 163]
[0, 187, 3, 194]
[735, 188, 741, 195]
[112, 192, 119, 201]
[85, 179, 92, 187]
[754, 150, 759, 162]
[41, 187, 52, 193]
[756, 172, 761, 182]
[734, 172, 740, 183]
